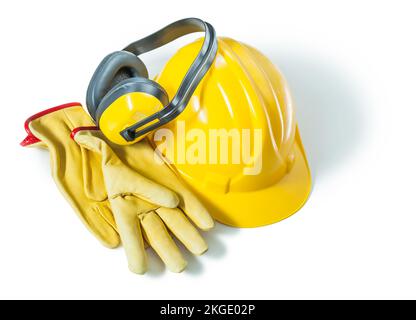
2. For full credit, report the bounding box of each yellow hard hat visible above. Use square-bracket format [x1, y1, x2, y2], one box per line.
[151, 37, 312, 228]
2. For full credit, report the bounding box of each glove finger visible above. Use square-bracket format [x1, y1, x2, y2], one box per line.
[140, 211, 187, 273]
[95, 201, 118, 233]
[85, 204, 120, 248]
[81, 143, 107, 202]
[156, 207, 208, 255]
[135, 141, 214, 230]
[111, 196, 148, 274]
[178, 190, 214, 231]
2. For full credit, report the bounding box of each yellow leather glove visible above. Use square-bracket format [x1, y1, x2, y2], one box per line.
[73, 129, 214, 274]
[21, 103, 120, 248]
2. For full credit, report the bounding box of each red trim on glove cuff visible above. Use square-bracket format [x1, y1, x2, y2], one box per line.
[20, 102, 83, 147]
[70, 126, 100, 140]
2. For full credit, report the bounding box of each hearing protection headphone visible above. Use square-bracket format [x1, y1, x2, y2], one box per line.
[86, 18, 217, 145]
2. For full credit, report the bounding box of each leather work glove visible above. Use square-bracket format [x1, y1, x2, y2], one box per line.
[73, 128, 214, 274]
[22, 103, 214, 274]
[21, 103, 120, 248]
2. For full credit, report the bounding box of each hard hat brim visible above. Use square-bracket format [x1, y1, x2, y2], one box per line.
[178, 127, 311, 228]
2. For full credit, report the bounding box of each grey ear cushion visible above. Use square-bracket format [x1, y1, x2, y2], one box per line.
[95, 77, 169, 124]
[86, 51, 149, 119]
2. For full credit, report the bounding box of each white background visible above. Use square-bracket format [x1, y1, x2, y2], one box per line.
[1, 0, 415, 299]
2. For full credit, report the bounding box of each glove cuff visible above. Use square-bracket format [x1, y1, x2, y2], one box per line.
[20, 102, 84, 147]
[70, 126, 100, 140]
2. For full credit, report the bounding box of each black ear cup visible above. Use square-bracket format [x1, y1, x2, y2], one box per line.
[94, 77, 169, 124]
[86, 51, 149, 120]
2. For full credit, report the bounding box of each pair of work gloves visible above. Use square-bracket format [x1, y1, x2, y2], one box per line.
[21, 102, 214, 274]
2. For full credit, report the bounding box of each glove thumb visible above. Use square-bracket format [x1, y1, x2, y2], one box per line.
[73, 129, 179, 208]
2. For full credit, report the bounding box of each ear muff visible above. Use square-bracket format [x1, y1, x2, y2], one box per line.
[96, 77, 169, 145]
[86, 51, 149, 119]
[95, 77, 169, 122]
[86, 18, 217, 145]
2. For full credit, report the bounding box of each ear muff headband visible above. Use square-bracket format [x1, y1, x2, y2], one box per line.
[87, 17, 217, 142]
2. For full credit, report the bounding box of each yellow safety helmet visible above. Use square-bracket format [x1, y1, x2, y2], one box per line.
[86, 18, 217, 145]
[151, 37, 311, 227]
